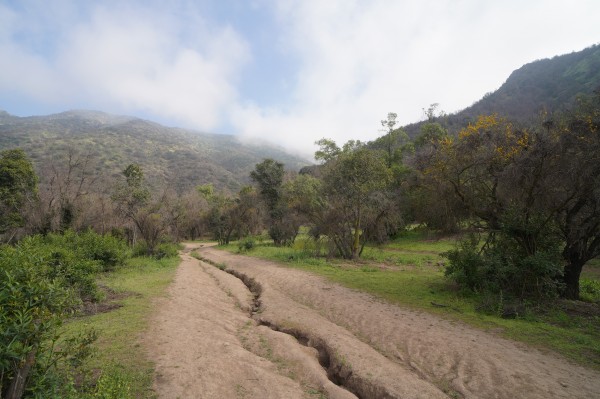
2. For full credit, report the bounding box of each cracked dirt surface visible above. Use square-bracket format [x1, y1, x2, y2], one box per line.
[144, 243, 600, 398]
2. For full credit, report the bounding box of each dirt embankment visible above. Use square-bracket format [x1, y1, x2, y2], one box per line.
[144, 244, 600, 399]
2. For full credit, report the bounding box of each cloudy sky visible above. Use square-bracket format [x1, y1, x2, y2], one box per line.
[1, 0, 599, 158]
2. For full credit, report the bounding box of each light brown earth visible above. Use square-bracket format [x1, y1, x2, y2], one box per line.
[144, 243, 600, 398]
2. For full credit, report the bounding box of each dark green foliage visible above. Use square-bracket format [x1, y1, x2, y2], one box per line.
[445, 232, 563, 300]
[71, 231, 130, 272]
[553, 91, 600, 299]
[132, 241, 178, 259]
[0, 244, 76, 399]
[250, 159, 284, 212]
[251, 159, 299, 246]
[238, 236, 256, 252]
[16, 231, 129, 301]
[0, 149, 38, 237]
[443, 236, 483, 291]
[0, 231, 130, 398]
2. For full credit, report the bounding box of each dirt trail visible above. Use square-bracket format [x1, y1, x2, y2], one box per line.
[145, 244, 600, 398]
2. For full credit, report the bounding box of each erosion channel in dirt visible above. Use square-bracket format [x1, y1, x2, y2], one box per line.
[144, 243, 600, 399]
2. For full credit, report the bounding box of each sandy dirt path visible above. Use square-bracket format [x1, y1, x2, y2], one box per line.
[145, 244, 600, 398]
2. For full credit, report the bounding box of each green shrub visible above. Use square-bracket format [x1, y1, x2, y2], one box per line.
[132, 241, 149, 257]
[444, 230, 563, 301]
[0, 231, 130, 398]
[43, 230, 130, 272]
[238, 237, 256, 252]
[133, 240, 179, 259]
[74, 230, 130, 272]
[443, 236, 485, 291]
[154, 242, 179, 259]
[16, 236, 101, 302]
[0, 246, 76, 399]
[580, 279, 600, 302]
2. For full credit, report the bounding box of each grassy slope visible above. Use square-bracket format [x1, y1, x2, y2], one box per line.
[61, 256, 179, 398]
[222, 232, 600, 370]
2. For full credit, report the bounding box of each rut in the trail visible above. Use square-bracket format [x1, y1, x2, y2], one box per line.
[197, 246, 600, 399]
[199, 256, 382, 399]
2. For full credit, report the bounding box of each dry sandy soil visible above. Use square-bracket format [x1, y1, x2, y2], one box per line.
[144, 243, 600, 398]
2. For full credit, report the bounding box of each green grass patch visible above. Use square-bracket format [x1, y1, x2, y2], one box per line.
[61, 255, 179, 398]
[382, 230, 459, 253]
[221, 236, 600, 370]
[582, 258, 600, 280]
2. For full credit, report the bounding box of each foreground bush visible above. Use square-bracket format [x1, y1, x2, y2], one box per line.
[0, 231, 131, 398]
[0, 245, 76, 398]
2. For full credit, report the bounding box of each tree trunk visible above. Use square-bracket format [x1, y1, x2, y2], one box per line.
[352, 208, 361, 259]
[562, 258, 584, 300]
[6, 350, 36, 399]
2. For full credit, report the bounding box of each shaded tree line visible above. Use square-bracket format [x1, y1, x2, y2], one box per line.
[2, 91, 598, 302]
[214, 93, 600, 302]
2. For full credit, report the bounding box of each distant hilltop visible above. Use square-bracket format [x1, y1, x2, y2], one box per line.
[0, 109, 311, 193]
[402, 44, 600, 137]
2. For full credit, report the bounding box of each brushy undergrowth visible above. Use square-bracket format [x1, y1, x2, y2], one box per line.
[0, 229, 179, 398]
[222, 231, 600, 369]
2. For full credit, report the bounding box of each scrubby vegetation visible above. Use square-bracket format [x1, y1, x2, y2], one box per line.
[0, 230, 128, 398]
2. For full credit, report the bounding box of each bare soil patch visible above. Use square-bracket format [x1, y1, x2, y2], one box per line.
[79, 285, 137, 316]
[145, 244, 600, 399]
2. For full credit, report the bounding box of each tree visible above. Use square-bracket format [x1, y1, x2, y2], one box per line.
[199, 184, 260, 245]
[112, 164, 163, 253]
[381, 112, 398, 168]
[320, 147, 392, 259]
[250, 159, 284, 212]
[550, 92, 600, 298]
[37, 149, 99, 233]
[0, 149, 38, 242]
[414, 104, 448, 149]
[250, 159, 298, 245]
[314, 138, 341, 163]
[369, 121, 412, 168]
[417, 115, 557, 296]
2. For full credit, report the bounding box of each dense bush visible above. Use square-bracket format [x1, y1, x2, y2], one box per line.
[0, 245, 76, 398]
[153, 242, 179, 259]
[238, 236, 256, 252]
[444, 230, 564, 301]
[0, 231, 131, 398]
[133, 240, 179, 259]
[42, 230, 130, 272]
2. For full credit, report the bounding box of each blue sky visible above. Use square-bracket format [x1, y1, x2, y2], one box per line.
[1, 0, 599, 157]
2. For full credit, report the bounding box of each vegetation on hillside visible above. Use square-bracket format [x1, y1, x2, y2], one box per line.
[0, 110, 310, 194]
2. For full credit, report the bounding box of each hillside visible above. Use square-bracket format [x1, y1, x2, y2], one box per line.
[403, 44, 600, 136]
[0, 110, 310, 192]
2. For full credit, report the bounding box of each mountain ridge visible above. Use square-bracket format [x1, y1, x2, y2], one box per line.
[402, 43, 600, 136]
[0, 109, 311, 193]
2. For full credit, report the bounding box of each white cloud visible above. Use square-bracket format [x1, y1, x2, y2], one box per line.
[233, 0, 600, 158]
[1, 1, 600, 160]
[0, 2, 250, 130]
